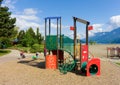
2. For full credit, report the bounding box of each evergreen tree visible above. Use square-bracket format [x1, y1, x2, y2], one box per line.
[0, 0, 16, 38]
[36, 28, 44, 44]
[21, 27, 36, 47]
[27, 27, 36, 38]
[17, 30, 25, 43]
[0, 0, 16, 48]
[17, 27, 44, 47]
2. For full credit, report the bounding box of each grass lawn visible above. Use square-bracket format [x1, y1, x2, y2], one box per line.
[116, 62, 120, 66]
[0, 49, 11, 57]
[9, 44, 44, 53]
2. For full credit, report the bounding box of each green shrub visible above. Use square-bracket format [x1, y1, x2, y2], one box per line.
[89, 40, 96, 45]
[0, 50, 11, 56]
[0, 38, 12, 49]
[16, 44, 23, 47]
[30, 44, 44, 53]
[116, 62, 120, 66]
[9, 44, 30, 53]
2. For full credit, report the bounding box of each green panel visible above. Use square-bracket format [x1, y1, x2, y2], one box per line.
[46, 35, 74, 52]
[46, 35, 57, 50]
[63, 44, 74, 54]
[63, 36, 74, 54]
[81, 62, 87, 73]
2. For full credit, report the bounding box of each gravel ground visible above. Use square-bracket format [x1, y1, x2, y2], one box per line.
[0, 59, 120, 85]
[0, 45, 120, 85]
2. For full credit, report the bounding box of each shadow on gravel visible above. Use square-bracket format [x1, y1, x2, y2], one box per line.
[110, 57, 120, 60]
[18, 59, 45, 69]
[70, 70, 86, 76]
[18, 60, 86, 76]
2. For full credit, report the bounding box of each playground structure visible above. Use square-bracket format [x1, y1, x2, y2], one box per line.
[44, 16, 100, 76]
[107, 47, 120, 58]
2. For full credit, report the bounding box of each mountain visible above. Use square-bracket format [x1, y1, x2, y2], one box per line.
[84, 27, 120, 43]
[63, 36, 73, 43]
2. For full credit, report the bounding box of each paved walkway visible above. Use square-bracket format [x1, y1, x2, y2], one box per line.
[0, 50, 21, 64]
[0, 49, 45, 64]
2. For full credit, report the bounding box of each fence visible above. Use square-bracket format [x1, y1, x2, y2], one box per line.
[107, 47, 120, 58]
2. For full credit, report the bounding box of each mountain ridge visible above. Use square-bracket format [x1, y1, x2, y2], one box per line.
[88, 27, 120, 43]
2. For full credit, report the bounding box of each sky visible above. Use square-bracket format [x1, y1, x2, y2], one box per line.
[1, 0, 120, 38]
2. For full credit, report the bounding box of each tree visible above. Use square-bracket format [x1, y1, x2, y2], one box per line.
[20, 27, 36, 47]
[17, 27, 44, 47]
[11, 27, 19, 39]
[17, 30, 25, 43]
[36, 28, 44, 44]
[0, 0, 16, 48]
[89, 40, 96, 45]
[0, 0, 16, 38]
[27, 27, 36, 38]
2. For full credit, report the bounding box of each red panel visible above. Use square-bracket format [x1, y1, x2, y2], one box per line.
[46, 55, 58, 69]
[88, 26, 93, 30]
[81, 45, 88, 64]
[86, 58, 100, 76]
[70, 26, 74, 30]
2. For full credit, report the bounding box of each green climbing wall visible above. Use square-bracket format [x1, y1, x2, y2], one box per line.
[46, 35, 57, 50]
[46, 35, 74, 54]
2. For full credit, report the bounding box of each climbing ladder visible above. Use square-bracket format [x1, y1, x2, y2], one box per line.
[58, 49, 77, 74]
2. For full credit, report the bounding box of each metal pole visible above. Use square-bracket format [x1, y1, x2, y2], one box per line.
[73, 17, 77, 61]
[107, 47, 108, 58]
[86, 22, 89, 62]
[57, 18, 58, 50]
[57, 18, 59, 66]
[44, 19, 47, 56]
[60, 17, 62, 48]
[86, 22, 89, 45]
[73, 17, 77, 71]
[80, 43, 82, 67]
[49, 19, 51, 36]
[48, 19, 51, 54]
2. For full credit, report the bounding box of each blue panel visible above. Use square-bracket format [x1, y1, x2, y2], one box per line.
[46, 17, 61, 19]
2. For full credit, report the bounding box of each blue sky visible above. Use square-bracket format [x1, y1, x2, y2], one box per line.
[1, 0, 120, 38]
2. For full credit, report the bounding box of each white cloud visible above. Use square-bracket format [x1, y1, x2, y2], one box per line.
[88, 15, 120, 37]
[2, 0, 17, 10]
[14, 17, 40, 30]
[11, 8, 41, 30]
[62, 25, 70, 29]
[88, 24, 104, 36]
[23, 8, 38, 15]
[12, 14, 39, 22]
[88, 31, 94, 37]
[106, 15, 120, 31]
[50, 23, 69, 29]
[110, 15, 120, 26]
[51, 23, 57, 28]
[92, 24, 103, 32]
